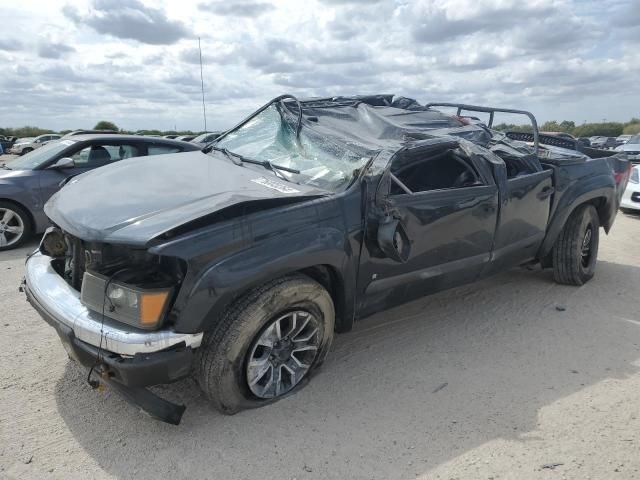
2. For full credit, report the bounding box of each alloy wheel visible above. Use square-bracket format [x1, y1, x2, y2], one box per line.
[246, 310, 321, 399]
[0, 208, 24, 247]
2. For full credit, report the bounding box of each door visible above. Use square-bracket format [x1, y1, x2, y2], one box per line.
[358, 141, 499, 316]
[485, 168, 553, 273]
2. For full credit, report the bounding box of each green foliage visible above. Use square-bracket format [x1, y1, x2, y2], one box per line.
[496, 119, 636, 138]
[0, 126, 55, 138]
[493, 123, 533, 133]
[93, 121, 119, 131]
[623, 118, 640, 135]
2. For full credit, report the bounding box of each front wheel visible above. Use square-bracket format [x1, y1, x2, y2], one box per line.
[552, 204, 599, 286]
[20, 147, 33, 155]
[195, 275, 335, 414]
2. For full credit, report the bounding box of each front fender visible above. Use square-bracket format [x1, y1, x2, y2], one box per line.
[173, 226, 355, 333]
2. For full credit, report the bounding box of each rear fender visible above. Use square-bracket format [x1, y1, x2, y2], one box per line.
[537, 179, 614, 259]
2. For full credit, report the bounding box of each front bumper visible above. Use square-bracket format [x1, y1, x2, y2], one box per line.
[24, 252, 203, 424]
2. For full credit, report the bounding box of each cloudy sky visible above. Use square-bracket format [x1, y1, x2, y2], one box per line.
[0, 0, 638, 132]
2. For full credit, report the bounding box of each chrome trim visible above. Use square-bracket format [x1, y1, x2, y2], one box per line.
[25, 252, 203, 356]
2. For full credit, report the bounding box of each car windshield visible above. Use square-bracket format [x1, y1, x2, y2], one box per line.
[628, 135, 640, 144]
[8, 140, 75, 170]
[214, 104, 370, 191]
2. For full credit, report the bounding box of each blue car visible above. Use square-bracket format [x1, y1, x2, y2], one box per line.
[0, 134, 200, 250]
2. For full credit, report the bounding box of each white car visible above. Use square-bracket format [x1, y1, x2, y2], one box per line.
[8, 134, 61, 155]
[616, 134, 632, 146]
[621, 164, 640, 212]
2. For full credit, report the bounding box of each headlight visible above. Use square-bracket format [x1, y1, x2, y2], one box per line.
[81, 271, 173, 330]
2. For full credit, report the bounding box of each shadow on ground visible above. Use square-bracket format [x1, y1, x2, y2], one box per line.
[54, 260, 640, 479]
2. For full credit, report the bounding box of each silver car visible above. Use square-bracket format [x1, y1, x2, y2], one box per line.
[8, 134, 62, 155]
[615, 134, 640, 162]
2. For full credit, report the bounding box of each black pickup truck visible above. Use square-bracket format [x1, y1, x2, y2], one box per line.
[23, 95, 630, 424]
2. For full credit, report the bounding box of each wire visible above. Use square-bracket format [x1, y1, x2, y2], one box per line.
[87, 267, 132, 389]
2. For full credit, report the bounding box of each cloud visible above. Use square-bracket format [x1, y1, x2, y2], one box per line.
[198, 0, 275, 16]
[0, 0, 638, 131]
[0, 38, 23, 52]
[37, 41, 75, 59]
[409, 0, 554, 44]
[63, 0, 190, 45]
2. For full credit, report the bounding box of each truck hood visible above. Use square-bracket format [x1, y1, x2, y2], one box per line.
[45, 151, 326, 245]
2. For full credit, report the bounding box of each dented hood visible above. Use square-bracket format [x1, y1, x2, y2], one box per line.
[45, 151, 325, 245]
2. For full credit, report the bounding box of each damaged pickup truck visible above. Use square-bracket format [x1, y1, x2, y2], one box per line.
[23, 95, 630, 424]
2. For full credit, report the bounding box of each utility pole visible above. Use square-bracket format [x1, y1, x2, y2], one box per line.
[198, 37, 207, 132]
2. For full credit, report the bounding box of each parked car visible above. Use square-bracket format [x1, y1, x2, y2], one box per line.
[23, 95, 630, 424]
[175, 134, 196, 142]
[190, 131, 222, 147]
[8, 134, 62, 155]
[615, 134, 640, 164]
[62, 129, 118, 138]
[620, 165, 640, 213]
[0, 135, 199, 250]
[616, 134, 632, 146]
[163, 135, 178, 139]
[590, 136, 617, 150]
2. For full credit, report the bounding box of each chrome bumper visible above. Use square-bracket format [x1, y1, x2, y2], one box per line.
[24, 252, 203, 356]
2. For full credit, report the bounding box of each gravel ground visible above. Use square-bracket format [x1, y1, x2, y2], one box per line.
[1, 213, 639, 480]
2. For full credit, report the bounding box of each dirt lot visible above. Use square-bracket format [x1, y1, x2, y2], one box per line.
[1, 213, 639, 480]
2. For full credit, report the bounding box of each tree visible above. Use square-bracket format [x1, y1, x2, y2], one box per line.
[94, 121, 119, 131]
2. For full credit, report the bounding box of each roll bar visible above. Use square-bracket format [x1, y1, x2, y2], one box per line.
[426, 102, 540, 152]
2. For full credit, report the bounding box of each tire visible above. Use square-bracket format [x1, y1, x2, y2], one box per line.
[196, 274, 335, 414]
[0, 201, 32, 251]
[552, 204, 599, 286]
[20, 148, 32, 155]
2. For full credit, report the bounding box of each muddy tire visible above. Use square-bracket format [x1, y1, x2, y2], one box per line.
[552, 204, 599, 286]
[195, 275, 335, 414]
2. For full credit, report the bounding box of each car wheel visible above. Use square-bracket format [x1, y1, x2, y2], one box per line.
[20, 148, 32, 155]
[195, 275, 335, 414]
[552, 204, 599, 286]
[0, 201, 32, 251]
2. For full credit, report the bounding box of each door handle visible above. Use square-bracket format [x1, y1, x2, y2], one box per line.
[537, 186, 554, 200]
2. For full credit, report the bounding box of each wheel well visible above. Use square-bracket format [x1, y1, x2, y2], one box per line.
[0, 198, 35, 232]
[581, 196, 609, 231]
[299, 265, 348, 331]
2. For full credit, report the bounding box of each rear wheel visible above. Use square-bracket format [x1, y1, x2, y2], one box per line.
[552, 204, 599, 285]
[20, 147, 33, 155]
[0, 201, 32, 251]
[195, 275, 335, 414]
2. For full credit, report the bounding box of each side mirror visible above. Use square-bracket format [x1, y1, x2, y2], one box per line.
[49, 157, 75, 170]
[377, 216, 411, 263]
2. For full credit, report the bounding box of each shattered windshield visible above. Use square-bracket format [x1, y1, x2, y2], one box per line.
[214, 104, 369, 191]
